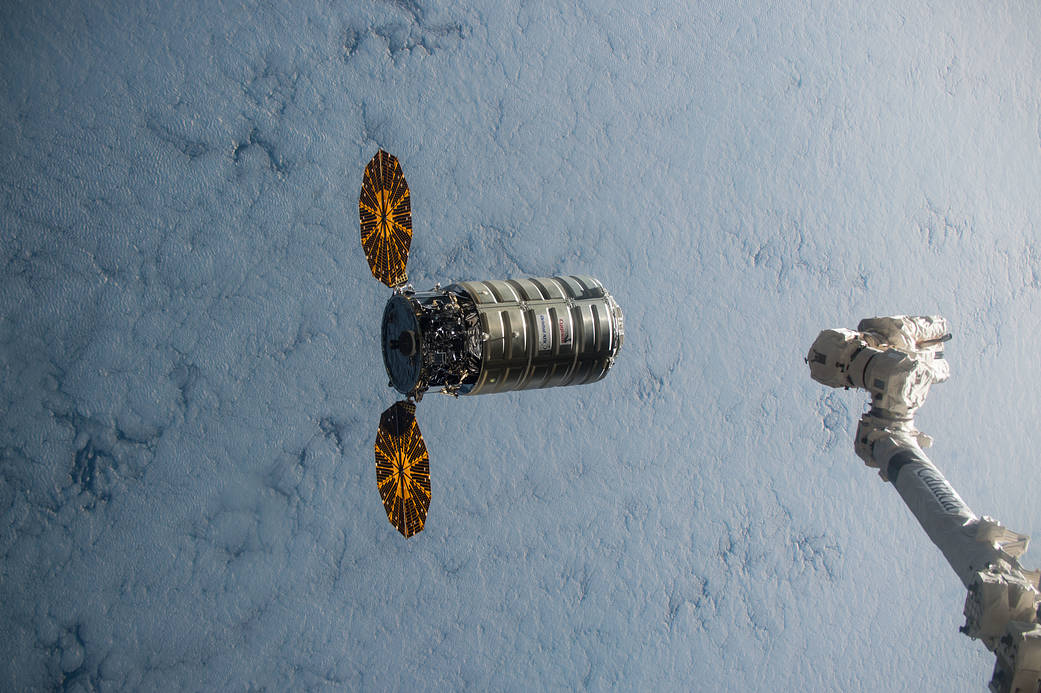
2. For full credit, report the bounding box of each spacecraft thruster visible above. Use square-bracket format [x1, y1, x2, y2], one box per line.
[808, 316, 1041, 693]
[359, 151, 624, 538]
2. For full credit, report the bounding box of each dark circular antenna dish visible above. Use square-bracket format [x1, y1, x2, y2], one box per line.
[381, 294, 423, 395]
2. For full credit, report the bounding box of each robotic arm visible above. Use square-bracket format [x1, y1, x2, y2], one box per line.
[808, 316, 1041, 693]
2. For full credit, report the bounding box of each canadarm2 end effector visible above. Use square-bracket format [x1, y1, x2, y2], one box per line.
[807, 315, 950, 420]
[808, 315, 951, 466]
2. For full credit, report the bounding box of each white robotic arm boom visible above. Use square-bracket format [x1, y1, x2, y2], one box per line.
[808, 316, 1041, 693]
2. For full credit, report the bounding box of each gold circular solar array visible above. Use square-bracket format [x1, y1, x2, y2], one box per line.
[359, 150, 412, 288]
[375, 401, 431, 537]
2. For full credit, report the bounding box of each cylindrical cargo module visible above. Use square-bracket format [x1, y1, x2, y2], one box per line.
[381, 275, 624, 398]
[452, 275, 623, 395]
